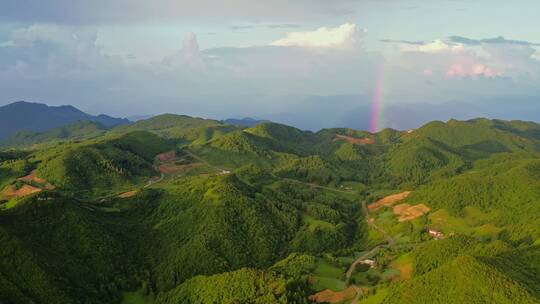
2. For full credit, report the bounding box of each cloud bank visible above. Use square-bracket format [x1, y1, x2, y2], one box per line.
[270, 23, 363, 48]
[0, 22, 539, 130]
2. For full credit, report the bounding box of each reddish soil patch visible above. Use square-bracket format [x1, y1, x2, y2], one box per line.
[1, 184, 42, 199]
[393, 203, 411, 214]
[158, 163, 203, 174]
[18, 170, 46, 184]
[389, 260, 413, 281]
[368, 191, 411, 211]
[156, 151, 177, 162]
[17, 170, 55, 190]
[335, 134, 375, 145]
[396, 263, 413, 281]
[309, 287, 357, 303]
[393, 203, 430, 222]
[118, 190, 138, 198]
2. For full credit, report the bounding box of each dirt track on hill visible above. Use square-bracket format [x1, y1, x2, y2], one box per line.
[278, 177, 357, 194]
[350, 285, 362, 304]
[345, 201, 397, 302]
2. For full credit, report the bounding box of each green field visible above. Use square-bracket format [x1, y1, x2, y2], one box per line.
[121, 289, 155, 304]
[311, 258, 347, 291]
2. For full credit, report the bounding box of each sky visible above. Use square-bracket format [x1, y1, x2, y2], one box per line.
[1, 0, 540, 131]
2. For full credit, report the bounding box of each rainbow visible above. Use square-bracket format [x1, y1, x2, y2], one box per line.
[368, 63, 385, 133]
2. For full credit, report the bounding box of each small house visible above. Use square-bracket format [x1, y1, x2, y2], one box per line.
[360, 259, 376, 268]
[428, 229, 444, 239]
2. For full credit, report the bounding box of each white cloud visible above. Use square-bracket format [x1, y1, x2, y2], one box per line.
[270, 23, 363, 48]
[162, 32, 204, 69]
[1, 24, 539, 129]
[400, 39, 465, 53]
[447, 63, 500, 78]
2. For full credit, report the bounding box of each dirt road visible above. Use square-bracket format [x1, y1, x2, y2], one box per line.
[279, 177, 357, 194]
[185, 150, 357, 195]
[144, 172, 164, 188]
[345, 200, 396, 302]
[350, 285, 363, 304]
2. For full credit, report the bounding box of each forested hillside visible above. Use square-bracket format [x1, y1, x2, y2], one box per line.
[1, 117, 539, 303]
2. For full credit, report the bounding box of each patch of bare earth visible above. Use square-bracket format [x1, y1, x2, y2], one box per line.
[1, 184, 42, 199]
[368, 191, 411, 211]
[18, 170, 46, 184]
[18, 170, 55, 190]
[335, 134, 375, 145]
[393, 203, 430, 222]
[390, 262, 413, 281]
[158, 163, 203, 174]
[309, 287, 357, 303]
[118, 190, 138, 198]
[156, 151, 177, 162]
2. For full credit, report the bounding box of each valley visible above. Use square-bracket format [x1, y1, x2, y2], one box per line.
[0, 115, 539, 303]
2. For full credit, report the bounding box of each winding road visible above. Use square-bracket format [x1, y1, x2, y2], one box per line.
[186, 149, 358, 194]
[144, 172, 164, 188]
[345, 201, 396, 303]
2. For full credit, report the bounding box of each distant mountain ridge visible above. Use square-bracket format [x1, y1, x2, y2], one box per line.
[0, 101, 129, 139]
[223, 117, 269, 127]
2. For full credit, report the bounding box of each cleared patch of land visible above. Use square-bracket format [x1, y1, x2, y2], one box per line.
[118, 190, 139, 198]
[309, 287, 356, 303]
[155, 150, 177, 162]
[158, 163, 204, 174]
[335, 134, 375, 145]
[1, 170, 56, 200]
[368, 191, 411, 211]
[393, 203, 430, 222]
[1, 184, 42, 199]
[389, 254, 413, 281]
[18, 170, 47, 184]
[18, 170, 55, 190]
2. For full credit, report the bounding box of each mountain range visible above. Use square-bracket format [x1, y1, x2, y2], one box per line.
[0, 101, 129, 139]
[0, 105, 539, 304]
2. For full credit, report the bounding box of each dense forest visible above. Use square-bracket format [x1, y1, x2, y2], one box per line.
[0, 115, 539, 303]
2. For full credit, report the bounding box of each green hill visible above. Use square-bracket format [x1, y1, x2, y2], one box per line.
[406, 153, 540, 241]
[410, 119, 540, 157]
[384, 254, 537, 304]
[131, 173, 360, 290]
[0, 121, 108, 149]
[383, 237, 539, 304]
[0, 151, 31, 190]
[156, 268, 310, 304]
[387, 136, 466, 185]
[113, 114, 223, 140]
[0, 195, 138, 304]
[34, 131, 173, 195]
[1, 117, 539, 304]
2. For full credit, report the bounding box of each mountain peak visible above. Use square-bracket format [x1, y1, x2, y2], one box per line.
[0, 101, 128, 139]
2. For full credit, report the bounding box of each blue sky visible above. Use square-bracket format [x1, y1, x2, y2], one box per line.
[1, 0, 539, 130]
